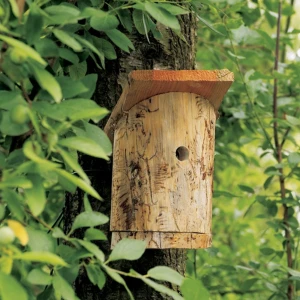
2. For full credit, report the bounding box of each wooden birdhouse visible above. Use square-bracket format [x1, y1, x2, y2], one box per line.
[104, 70, 234, 249]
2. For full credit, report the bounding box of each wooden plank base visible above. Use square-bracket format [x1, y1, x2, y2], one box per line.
[111, 232, 212, 249]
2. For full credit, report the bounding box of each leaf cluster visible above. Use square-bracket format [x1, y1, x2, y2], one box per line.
[0, 0, 207, 299]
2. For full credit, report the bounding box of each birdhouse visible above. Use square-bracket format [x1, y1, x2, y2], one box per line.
[104, 70, 234, 249]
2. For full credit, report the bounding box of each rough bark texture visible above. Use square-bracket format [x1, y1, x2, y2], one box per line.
[64, 13, 197, 300]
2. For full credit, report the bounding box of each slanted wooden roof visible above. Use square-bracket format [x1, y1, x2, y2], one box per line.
[104, 70, 234, 142]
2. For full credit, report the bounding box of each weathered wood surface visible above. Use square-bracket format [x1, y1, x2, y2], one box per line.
[111, 232, 212, 249]
[104, 69, 234, 142]
[110, 92, 216, 248]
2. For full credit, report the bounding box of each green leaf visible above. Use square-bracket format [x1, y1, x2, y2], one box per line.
[72, 211, 109, 231]
[69, 61, 87, 80]
[265, 282, 278, 292]
[103, 266, 133, 300]
[83, 194, 93, 212]
[90, 11, 119, 31]
[106, 29, 134, 53]
[108, 239, 146, 262]
[197, 15, 224, 36]
[53, 29, 82, 52]
[241, 278, 258, 292]
[66, 100, 108, 122]
[117, 9, 132, 33]
[0, 204, 5, 220]
[35, 38, 59, 57]
[277, 97, 296, 107]
[56, 77, 88, 99]
[85, 228, 107, 241]
[180, 278, 210, 300]
[288, 268, 300, 277]
[157, 4, 189, 15]
[2, 189, 25, 221]
[57, 146, 89, 183]
[78, 74, 98, 99]
[24, 175, 46, 216]
[213, 190, 238, 198]
[27, 269, 52, 285]
[53, 274, 77, 300]
[33, 99, 108, 122]
[77, 240, 105, 262]
[0, 111, 30, 136]
[29, 62, 62, 103]
[92, 37, 117, 60]
[74, 123, 112, 155]
[133, 10, 150, 35]
[85, 263, 99, 285]
[28, 109, 41, 138]
[59, 136, 109, 160]
[0, 152, 5, 169]
[144, 3, 180, 30]
[288, 152, 300, 165]
[27, 227, 56, 253]
[58, 48, 79, 64]
[55, 169, 101, 200]
[137, 273, 183, 300]
[6, 149, 26, 169]
[238, 185, 255, 194]
[0, 176, 32, 189]
[260, 248, 275, 255]
[8, 0, 20, 18]
[286, 115, 300, 126]
[0, 272, 28, 300]
[52, 228, 68, 239]
[85, 264, 106, 289]
[0, 91, 23, 109]
[14, 252, 68, 266]
[264, 176, 274, 190]
[0, 35, 46, 66]
[23, 140, 60, 170]
[45, 4, 80, 18]
[73, 35, 105, 67]
[25, 4, 43, 45]
[148, 266, 184, 286]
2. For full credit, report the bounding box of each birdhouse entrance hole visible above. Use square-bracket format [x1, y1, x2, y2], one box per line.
[176, 146, 189, 161]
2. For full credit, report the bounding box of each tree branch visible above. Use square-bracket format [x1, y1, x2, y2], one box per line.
[273, 2, 294, 299]
[280, 107, 299, 149]
[281, 0, 295, 62]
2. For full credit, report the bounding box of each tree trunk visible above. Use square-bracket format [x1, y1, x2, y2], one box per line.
[64, 14, 197, 299]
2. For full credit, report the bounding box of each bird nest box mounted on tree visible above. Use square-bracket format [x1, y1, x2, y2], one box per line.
[104, 70, 234, 249]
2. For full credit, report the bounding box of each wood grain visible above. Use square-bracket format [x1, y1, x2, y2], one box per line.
[104, 70, 234, 142]
[111, 232, 212, 249]
[110, 93, 215, 248]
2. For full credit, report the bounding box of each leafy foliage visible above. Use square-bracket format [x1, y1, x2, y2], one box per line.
[0, 0, 204, 299]
[187, 0, 300, 299]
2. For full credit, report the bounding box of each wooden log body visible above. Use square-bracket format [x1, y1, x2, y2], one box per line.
[111, 92, 216, 248]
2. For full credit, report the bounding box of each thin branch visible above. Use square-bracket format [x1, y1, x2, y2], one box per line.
[20, 81, 32, 105]
[280, 107, 299, 149]
[26, 209, 53, 231]
[273, 2, 294, 299]
[281, 0, 295, 62]
[223, 17, 275, 152]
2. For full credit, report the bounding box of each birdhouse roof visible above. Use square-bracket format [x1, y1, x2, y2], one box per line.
[104, 70, 234, 141]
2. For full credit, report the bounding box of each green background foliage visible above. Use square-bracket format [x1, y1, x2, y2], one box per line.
[187, 0, 300, 299]
[0, 0, 299, 299]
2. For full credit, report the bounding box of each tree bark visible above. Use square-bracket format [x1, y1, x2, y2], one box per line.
[64, 13, 197, 300]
